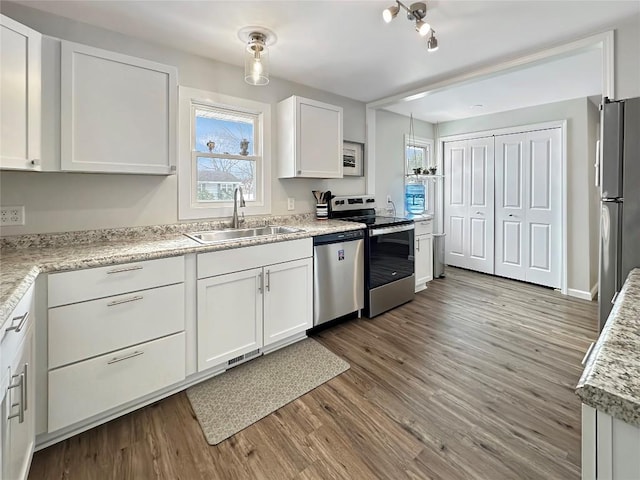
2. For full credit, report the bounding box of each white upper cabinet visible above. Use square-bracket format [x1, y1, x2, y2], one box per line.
[60, 41, 177, 174]
[277, 95, 343, 178]
[0, 15, 41, 171]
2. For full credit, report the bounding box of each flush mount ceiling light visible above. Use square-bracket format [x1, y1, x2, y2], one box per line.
[383, 1, 439, 51]
[238, 27, 277, 86]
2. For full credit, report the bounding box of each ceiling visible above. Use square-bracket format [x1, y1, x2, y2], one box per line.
[384, 47, 604, 123]
[10, 0, 639, 121]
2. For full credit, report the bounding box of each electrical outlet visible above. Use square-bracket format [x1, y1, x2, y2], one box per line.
[0, 206, 25, 226]
[287, 197, 295, 211]
[386, 195, 392, 204]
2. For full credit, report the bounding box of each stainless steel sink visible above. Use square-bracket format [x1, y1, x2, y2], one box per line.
[185, 225, 304, 244]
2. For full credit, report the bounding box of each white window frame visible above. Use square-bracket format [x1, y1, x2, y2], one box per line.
[178, 86, 271, 220]
[404, 134, 434, 174]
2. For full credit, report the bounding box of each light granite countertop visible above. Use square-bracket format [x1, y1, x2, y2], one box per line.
[576, 268, 640, 427]
[0, 215, 366, 330]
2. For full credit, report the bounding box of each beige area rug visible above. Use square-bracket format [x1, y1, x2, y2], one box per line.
[186, 338, 350, 445]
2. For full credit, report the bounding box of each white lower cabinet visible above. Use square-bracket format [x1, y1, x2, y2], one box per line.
[48, 333, 185, 432]
[1, 285, 35, 480]
[582, 403, 640, 480]
[263, 258, 313, 348]
[197, 268, 263, 370]
[415, 219, 434, 292]
[46, 256, 186, 434]
[197, 239, 313, 372]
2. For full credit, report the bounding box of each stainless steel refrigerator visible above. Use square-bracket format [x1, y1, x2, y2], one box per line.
[599, 96, 640, 330]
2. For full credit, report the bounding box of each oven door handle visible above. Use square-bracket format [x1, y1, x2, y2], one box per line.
[369, 224, 415, 237]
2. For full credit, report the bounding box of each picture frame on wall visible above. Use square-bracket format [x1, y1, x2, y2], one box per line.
[343, 141, 364, 176]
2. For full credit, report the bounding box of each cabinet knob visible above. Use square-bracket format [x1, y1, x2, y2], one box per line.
[30, 159, 39, 166]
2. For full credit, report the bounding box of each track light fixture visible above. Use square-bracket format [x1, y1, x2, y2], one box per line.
[383, 1, 439, 51]
[238, 26, 277, 86]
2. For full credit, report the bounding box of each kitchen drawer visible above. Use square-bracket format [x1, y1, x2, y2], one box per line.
[415, 219, 433, 236]
[48, 332, 185, 432]
[48, 283, 185, 369]
[48, 255, 184, 307]
[197, 238, 312, 279]
[0, 283, 34, 377]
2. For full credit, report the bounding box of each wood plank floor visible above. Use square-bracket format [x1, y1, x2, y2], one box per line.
[29, 267, 598, 480]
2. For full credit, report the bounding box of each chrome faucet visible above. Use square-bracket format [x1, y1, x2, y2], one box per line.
[231, 187, 246, 228]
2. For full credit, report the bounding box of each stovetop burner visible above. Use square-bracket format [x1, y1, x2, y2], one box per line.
[329, 195, 413, 229]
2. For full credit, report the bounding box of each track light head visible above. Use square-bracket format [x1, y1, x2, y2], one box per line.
[415, 20, 431, 36]
[427, 30, 438, 52]
[383, 3, 400, 23]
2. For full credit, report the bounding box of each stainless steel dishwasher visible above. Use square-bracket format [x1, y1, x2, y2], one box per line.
[313, 229, 365, 326]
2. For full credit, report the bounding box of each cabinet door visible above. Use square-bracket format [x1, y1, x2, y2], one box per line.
[415, 234, 433, 292]
[297, 99, 343, 178]
[197, 268, 263, 371]
[4, 324, 35, 480]
[60, 41, 177, 174]
[263, 258, 313, 347]
[0, 15, 41, 171]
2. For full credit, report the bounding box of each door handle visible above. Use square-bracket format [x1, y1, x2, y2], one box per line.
[416, 238, 420, 251]
[7, 311, 29, 333]
[475, 211, 484, 215]
[7, 373, 25, 423]
[265, 270, 270, 292]
[257, 272, 263, 293]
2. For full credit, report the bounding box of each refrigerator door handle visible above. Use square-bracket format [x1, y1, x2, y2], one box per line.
[595, 139, 601, 188]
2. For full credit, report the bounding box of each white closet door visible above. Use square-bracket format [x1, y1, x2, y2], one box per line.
[444, 137, 494, 273]
[466, 137, 495, 273]
[444, 140, 468, 268]
[495, 134, 527, 281]
[495, 128, 561, 288]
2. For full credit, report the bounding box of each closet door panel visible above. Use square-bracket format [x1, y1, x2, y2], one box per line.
[466, 138, 494, 273]
[525, 128, 562, 288]
[495, 135, 528, 281]
[444, 141, 469, 268]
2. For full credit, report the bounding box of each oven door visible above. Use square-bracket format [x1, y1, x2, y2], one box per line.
[367, 223, 415, 289]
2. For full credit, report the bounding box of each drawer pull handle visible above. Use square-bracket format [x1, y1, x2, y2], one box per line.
[106, 265, 143, 275]
[107, 351, 144, 365]
[7, 373, 24, 423]
[257, 272, 263, 294]
[416, 238, 420, 251]
[582, 342, 595, 366]
[7, 311, 29, 333]
[265, 270, 270, 292]
[107, 295, 144, 307]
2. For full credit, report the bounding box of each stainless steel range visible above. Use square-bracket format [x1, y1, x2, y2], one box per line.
[330, 195, 415, 317]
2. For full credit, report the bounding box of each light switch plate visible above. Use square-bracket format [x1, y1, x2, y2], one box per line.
[0, 206, 25, 226]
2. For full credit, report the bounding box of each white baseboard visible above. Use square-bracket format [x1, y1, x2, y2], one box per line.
[568, 287, 597, 301]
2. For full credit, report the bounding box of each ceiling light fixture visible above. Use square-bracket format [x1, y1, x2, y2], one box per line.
[238, 27, 277, 86]
[383, 1, 439, 50]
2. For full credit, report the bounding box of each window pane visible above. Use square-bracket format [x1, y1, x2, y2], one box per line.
[196, 157, 256, 202]
[195, 108, 255, 156]
[406, 146, 426, 171]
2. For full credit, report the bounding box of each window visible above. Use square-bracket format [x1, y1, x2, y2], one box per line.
[179, 87, 271, 220]
[404, 134, 434, 173]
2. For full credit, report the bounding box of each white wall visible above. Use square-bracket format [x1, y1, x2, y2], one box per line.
[437, 98, 596, 295]
[0, 2, 367, 235]
[615, 13, 640, 99]
[374, 110, 435, 214]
